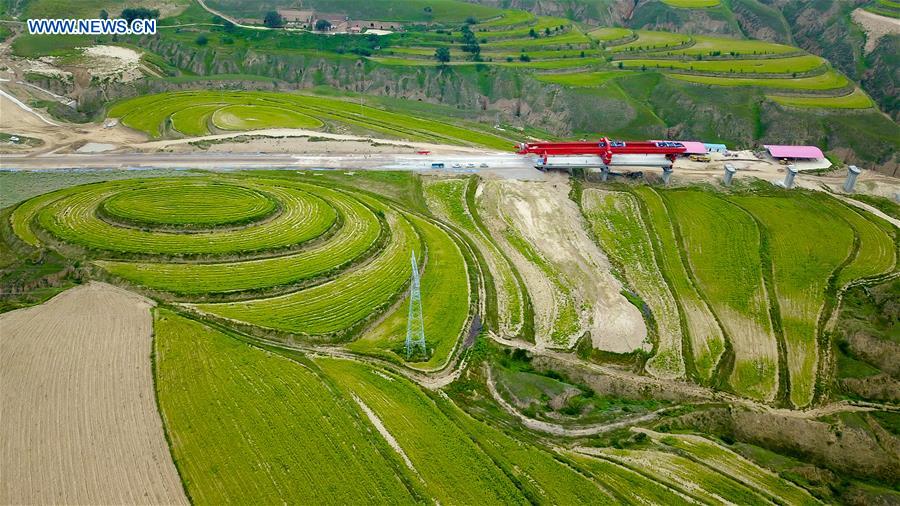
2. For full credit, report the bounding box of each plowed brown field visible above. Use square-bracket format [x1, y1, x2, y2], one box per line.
[0, 282, 187, 505]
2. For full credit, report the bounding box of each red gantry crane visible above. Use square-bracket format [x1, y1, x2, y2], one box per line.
[517, 137, 686, 170]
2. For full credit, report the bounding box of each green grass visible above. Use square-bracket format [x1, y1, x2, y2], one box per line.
[316, 358, 528, 504]
[568, 453, 691, 504]
[537, 70, 637, 87]
[153, 309, 417, 504]
[100, 182, 277, 228]
[609, 30, 692, 52]
[598, 448, 772, 504]
[768, 88, 875, 109]
[662, 0, 720, 6]
[349, 213, 470, 368]
[211, 104, 323, 131]
[647, 431, 819, 504]
[97, 185, 383, 295]
[209, 0, 503, 23]
[618, 54, 824, 74]
[191, 209, 416, 337]
[664, 189, 777, 400]
[587, 27, 633, 42]
[666, 35, 797, 56]
[818, 198, 896, 287]
[732, 194, 856, 407]
[633, 186, 724, 383]
[582, 189, 684, 378]
[36, 180, 337, 256]
[108, 90, 515, 150]
[422, 179, 524, 336]
[670, 69, 849, 90]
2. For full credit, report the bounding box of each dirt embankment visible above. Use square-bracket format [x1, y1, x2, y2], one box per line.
[477, 175, 647, 352]
[0, 282, 187, 505]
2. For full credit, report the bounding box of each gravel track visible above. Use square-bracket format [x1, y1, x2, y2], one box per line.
[0, 283, 187, 505]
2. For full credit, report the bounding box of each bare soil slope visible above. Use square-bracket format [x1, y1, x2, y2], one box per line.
[0, 282, 187, 505]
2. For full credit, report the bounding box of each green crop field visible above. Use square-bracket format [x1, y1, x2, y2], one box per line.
[666, 35, 797, 56]
[421, 178, 525, 337]
[153, 309, 417, 504]
[733, 195, 855, 407]
[100, 183, 278, 229]
[633, 187, 724, 383]
[537, 70, 637, 87]
[818, 199, 897, 286]
[618, 55, 825, 74]
[316, 358, 528, 504]
[644, 430, 819, 504]
[609, 30, 692, 52]
[349, 213, 471, 368]
[662, 0, 720, 6]
[664, 190, 778, 400]
[670, 69, 849, 90]
[768, 88, 875, 109]
[588, 27, 633, 42]
[582, 189, 685, 379]
[107, 91, 515, 150]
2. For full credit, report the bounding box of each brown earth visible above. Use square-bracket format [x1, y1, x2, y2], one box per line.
[0, 282, 187, 505]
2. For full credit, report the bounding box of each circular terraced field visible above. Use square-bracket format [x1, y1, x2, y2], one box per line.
[100, 183, 279, 229]
[9, 176, 446, 343]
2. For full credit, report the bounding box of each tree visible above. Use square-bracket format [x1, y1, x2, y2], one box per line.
[222, 19, 235, 32]
[264, 11, 284, 28]
[435, 47, 451, 64]
[465, 16, 477, 25]
[519, 53, 531, 62]
[121, 8, 159, 23]
[99, 9, 108, 19]
[460, 25, 480, 55]
[196, 34, 208, 46]
[529, 28, 537, 38]
[315, 19, 332, 31]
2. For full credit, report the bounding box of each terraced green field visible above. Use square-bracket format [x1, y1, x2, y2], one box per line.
[819, 199, 897, 286]
[664, 190, 778, 400]
[9, 175, 472, 353]
[317, 358, 528, 504]
[670, 70, 849, 90]
[422, 178, 525, 338]
[349, 213, 470, 368]
[108, 91, 515, 150]
[633, 187, 724, 383]
[733, 195, 856, 407]
[769, 89, 875, 109]
[618, 54, 824, 74]
[154, 310, 418, 503]
[582, 189, 685, 379]
[100, 183, 278, 229]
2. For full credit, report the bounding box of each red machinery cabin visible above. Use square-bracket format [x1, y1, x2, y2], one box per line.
[517, 137, 686, 166]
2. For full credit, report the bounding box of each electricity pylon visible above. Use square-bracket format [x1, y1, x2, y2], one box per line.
[404, 251, 426, 358]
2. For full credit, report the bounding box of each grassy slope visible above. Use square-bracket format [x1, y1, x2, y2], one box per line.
[633, 186, 725, 383]
[731, 194, 855, 407]
[664, 189, 778, 400]
[316, 357, 528, 504]
[582, 189, 685, 379]
[153, 309, 417, 503]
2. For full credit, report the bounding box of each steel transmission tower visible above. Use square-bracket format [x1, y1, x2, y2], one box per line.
[405, 252, 426, 358]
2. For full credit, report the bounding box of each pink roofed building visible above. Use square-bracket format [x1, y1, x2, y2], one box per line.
[764, 145, 825, 160]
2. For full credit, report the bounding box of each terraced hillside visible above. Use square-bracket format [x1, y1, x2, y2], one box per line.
[4, 168, 898, 503]
[9, 174, 473, 367]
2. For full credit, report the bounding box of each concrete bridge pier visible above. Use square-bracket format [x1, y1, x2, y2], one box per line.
[843, 165, 861, 193]
[723, 164, 736, 186]
[782, 165, 798, 189]
[662, 165, 674, 186]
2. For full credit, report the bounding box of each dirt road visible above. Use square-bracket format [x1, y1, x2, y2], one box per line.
[0, 283, 187, 505]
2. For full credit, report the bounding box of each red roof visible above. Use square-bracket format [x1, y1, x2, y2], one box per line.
[764, 145, 824, 159]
